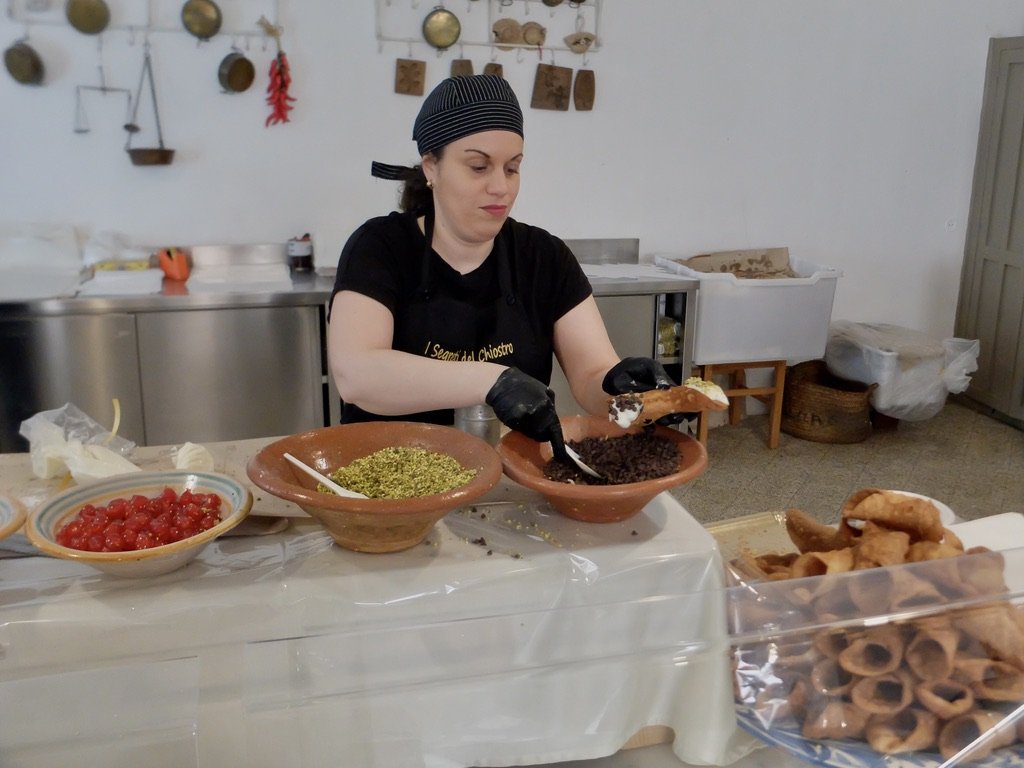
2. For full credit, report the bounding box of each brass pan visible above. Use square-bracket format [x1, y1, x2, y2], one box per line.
[181, 0, 222, 40]
[65, 0, 110, 35]
[218, 51, 255, 93]
[4, 41, 44, 85]
[422, 7, 460, 51]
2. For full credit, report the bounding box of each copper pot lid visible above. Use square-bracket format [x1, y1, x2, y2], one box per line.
[181, 0, 222, 40]
[65, 0, 110, 35]
[4, 41, 44, 85]
[422, 7, 460, 51]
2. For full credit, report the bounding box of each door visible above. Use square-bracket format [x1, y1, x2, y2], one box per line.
[956, 37, 1024, 422]
[0, 313, 144, 452]
[136, 306, 323, 445]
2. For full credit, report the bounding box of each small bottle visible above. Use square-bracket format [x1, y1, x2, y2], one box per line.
[287, 234, 314, 272]
[453, 404, 500, 446]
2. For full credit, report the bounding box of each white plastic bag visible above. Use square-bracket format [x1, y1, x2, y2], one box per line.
[824, 322, 980, 421]
[18, 403, 139, 483]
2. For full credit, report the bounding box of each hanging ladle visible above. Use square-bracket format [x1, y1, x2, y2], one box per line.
[125, 44, 174, 166]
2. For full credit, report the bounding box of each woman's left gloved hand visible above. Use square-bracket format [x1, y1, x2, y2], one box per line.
[602, 357, 691, 427]
[602, 357, 675, 395]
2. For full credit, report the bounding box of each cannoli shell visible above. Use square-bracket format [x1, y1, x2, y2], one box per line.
[785, 508, 848, 554]
[801, 700, 869, 741]
[840, 489, 945, 543]
[938, 710, 1016, 761]
[955, 658, 1024, 701]
[905, 622, 959, 681]
[790, 548, 855, 578]
[809, 657, 858, 697]
[838, 625, 904, 677]
[812, 630, 851, 660]
[865, 708, 939, 754]
[847, 567, 945, 614]
[607, 380, 727, 427]
[955, 603, 1024, 668]
[850, 668, 915, 715]
[907, 540, 963, 562]
[852, 525, 910, 569]
[914, 679, 975, 719]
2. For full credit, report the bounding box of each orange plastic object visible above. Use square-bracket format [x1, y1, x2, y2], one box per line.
[158, 248, 190, 281]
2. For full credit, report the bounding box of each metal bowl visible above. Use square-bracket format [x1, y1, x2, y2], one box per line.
[127, 147, 175, 166]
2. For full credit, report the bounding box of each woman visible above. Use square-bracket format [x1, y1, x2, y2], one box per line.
[328, 75, 676, 459]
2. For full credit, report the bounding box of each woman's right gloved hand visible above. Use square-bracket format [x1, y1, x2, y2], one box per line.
[485, 368, 567, 458]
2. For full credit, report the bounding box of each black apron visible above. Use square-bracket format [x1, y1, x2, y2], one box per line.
[341, 211, 552, 425]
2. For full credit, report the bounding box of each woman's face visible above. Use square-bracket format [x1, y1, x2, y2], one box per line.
[423, 130, 524, 246]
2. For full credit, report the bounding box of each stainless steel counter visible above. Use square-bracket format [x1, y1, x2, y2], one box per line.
[1, 265, 698, 452]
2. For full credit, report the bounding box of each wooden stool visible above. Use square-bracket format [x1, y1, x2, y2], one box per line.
[696, 360, 787, 449]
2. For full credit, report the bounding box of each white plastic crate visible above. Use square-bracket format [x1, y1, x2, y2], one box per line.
[655, 255, 842, 365]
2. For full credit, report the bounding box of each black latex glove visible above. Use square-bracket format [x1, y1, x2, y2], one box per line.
[602, 357, 675, 395]
[486, 368, 567, 459]
[602, 357, 692, 428]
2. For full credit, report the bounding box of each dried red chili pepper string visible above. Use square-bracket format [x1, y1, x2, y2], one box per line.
[258, 16, 295, 127]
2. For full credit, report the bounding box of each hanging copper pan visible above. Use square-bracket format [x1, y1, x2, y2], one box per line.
[422, 7, 460, 51]
[4, 41, 44, 85]
[65, 0, 110, 35]
[181, 0, 222, 40]
[218, 51, 254, 93]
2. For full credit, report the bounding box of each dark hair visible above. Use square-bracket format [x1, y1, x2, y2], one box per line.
[398, 147, 445, 213]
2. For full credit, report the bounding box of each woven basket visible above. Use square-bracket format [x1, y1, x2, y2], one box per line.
[781, 360, 876, 444]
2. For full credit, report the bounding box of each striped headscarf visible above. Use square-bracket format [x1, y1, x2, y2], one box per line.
[372, 75, 523, 181]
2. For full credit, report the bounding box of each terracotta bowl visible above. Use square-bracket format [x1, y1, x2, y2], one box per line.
[25, 471, 253, 578]
[496, 415, 708, 523]
[246, 422, 503, 553]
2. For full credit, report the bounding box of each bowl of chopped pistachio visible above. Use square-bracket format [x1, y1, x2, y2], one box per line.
[246, 421, 503, 553]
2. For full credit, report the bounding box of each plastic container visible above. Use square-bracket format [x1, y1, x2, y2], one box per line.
[824, 321, 980, 421]
[724, 537, 1024, 766]
[655, 255, 842, 365]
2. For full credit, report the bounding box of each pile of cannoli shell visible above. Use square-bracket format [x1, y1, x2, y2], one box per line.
[730, 488, 1024, 762]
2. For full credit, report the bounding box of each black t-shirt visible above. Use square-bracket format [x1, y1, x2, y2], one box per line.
[330, 210, 592, 423]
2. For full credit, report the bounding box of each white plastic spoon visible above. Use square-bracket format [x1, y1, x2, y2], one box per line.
[562, 444, 603, 479]
[283, 452, 368, 499]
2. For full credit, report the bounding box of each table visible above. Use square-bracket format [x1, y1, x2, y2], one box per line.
[0, 440, 756, 768]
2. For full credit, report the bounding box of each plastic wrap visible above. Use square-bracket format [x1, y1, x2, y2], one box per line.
[0, 488, 752, 768]
[724, 522, 1024, 766]
[825, 321, 980, 421]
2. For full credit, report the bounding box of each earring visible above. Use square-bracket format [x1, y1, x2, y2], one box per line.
[426, 180, 434, 189]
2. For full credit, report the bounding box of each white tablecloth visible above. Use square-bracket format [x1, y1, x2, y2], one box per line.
[0, 447, 751, 768]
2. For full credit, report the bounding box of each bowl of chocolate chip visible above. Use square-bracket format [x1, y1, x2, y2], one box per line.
[496, 415, 708, 523]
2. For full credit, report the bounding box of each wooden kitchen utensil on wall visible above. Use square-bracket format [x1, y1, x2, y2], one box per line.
[573, 69, 595, 110]
[395, 59, 426, 96]
[531, 63, 572, 111]
[450, 59, 473, 77]
[483, 62, 504, 78]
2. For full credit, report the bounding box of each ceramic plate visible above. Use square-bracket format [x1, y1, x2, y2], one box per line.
[0, 495, 27, 542]
[736, 706, 1024, 767]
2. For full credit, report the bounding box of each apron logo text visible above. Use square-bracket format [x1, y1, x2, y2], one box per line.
[424, 341, 515, 362]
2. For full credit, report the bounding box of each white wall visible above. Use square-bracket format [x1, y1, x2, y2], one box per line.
[3, 0, 1024, 338]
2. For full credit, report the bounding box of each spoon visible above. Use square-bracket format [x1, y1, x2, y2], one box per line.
[283, 452, 368, 499]
[561, 443, 603, 479]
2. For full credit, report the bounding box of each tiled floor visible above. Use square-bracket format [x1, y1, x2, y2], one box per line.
[670, 399, 1024, 526]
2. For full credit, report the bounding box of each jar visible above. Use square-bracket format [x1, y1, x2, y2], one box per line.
[287, 236, 314, 272]
[453, 404, 500, 446]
